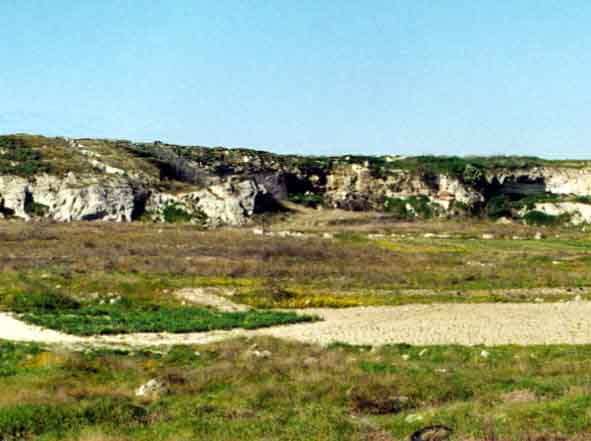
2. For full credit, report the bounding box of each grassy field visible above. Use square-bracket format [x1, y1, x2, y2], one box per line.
[1, 337, 591, 441]
[0, 217, 590, 311]
[2, 215, 591, 440]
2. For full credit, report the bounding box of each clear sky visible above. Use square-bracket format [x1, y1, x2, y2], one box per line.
[1, 1, 590, 157]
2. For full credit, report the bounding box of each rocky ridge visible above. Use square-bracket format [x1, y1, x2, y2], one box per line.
[1, 134, 591, 226]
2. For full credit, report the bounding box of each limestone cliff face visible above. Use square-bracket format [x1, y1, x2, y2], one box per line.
[0, 173, 264, 226]
[2, 134, 591, 226]
[484, 167, 591, 197]
[0, 174, 138, 222]
[534, 202, 591, 225]
[324, 164, 483, 211]
[144, 179, 261, 226]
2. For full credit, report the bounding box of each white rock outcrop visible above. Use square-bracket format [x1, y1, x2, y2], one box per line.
[534, 202, 591, 225]
[145, 179, 261, 226]
[0, 174, 136, 222]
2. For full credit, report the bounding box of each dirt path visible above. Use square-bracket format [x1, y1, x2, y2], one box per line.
[2, 302, 591, 347]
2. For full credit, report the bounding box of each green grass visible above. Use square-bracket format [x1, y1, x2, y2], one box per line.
[15, 297, 314, 336]
[2, 339, 591, 440]
[0, 398, 147, 440]
[0, 341, 42, 377]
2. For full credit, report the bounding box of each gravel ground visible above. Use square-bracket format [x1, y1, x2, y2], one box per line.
[2, 302, 591, 347]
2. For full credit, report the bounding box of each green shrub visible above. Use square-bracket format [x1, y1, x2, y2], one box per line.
[162, 204, 193, 223]
[524, 210, 571, 226]
[0, 136, 45, 176]
[407, 195, 434, 219]
[462, 164, 484, 186]
[383, 198, 411, 219]
[288, 192, 324, 208]
[575, 196, 591, 204]
[485, 195, 514, 219]
[519, 193, 562, 210]
[160, 203, 207, 224]
[10, 291, 81, 313]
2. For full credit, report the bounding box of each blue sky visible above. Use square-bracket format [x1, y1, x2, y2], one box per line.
[1, 1, 590, 157]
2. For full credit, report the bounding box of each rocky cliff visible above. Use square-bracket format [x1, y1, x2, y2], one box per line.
[1, 134, 591, 226]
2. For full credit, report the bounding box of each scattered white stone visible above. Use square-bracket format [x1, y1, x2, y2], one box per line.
[247, 349, 272, 359]
[322, 232, 334, 239]
[574, 295, 582, 303]
[194, 351, 201, 357]
[418, 349, 428, 357]
[482, 233, 495, 240]
[435, 368, 448, 374]
[480, 350, 490, 359]
[402, 354, 410, 361]
[534, 298, 544, 303]
[135, 379, 166, 397]
[405, 414, 424, 423]
[534, 232, 544, 240]
[552, 261, 561, 265]
[303, 357, 317, 367]
[253, 228, 264, 235]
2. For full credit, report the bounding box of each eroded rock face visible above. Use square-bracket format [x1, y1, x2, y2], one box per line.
[145, 179, 262, 226]
[2, 135, 591, 226]
[324, 164, 483, 212]
[542, 168, 591, 196]
[534, 202, 591, 225]
[0, 174, 136, 222]
[0, 170, 267, 226]
[485, 167, 591, 197]
[33, 174, 137, 222]
[0, 176, 29, 219]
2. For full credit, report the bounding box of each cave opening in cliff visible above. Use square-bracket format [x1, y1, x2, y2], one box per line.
[484, 175, 547, 200]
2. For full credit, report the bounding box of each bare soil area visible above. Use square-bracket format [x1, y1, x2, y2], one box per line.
[3, 301, 591, 347]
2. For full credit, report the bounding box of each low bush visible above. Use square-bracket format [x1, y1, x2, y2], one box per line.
[0, 136, 45, 176]
[524, 211, 571, 227]
[485, 195, 514, 220]
[288, 192, 324, 208]
[384, 198, 411, 220]
[162, 203, 193, 223]
[10, 291, 81, 313]
[407, 195, 434, 219]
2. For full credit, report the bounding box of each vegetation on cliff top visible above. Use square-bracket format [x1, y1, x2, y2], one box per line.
[1, 134, 589, 182]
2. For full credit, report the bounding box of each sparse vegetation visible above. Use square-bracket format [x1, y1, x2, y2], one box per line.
[0, 136, 45, 176]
